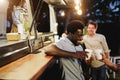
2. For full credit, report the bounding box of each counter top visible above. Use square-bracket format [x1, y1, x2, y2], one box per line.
[0, 39, 27, 48]
[0, 49, 54, 79]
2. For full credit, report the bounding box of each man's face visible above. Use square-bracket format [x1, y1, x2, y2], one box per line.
[70, 29, 83, 45]
[87, 24, 97, 36]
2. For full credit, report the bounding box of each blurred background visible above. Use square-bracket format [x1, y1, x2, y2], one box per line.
[6, 0, 120, 55]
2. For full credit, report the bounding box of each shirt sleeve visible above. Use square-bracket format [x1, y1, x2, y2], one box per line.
[101, 35, 110, 53]
[56, 39, 64, 50]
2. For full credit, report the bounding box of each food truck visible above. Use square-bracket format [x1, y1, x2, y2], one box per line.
[0, 0, 83, 67]
[0, 0, 82, 79]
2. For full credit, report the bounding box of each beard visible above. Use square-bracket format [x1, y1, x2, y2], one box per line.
[70, 39, 78, 46]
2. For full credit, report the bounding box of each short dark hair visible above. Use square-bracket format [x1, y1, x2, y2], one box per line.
[67, 20, 84, 34]
[87, 21, 98, 29]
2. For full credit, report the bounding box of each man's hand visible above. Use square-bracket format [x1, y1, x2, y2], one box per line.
[75, 51, 88, 59]
[100, 53, 107, 61]
[117, 64, 120, 72]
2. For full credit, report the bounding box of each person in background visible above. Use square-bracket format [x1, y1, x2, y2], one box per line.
[83, 21, 110, 80]
[44, 20, 88, 80]
[101, 54, 120, 72]
[11, 0, 28, 39]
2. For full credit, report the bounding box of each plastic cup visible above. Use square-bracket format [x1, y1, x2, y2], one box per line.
[85, 49, 93, 60]
[94, 49, 103, 60]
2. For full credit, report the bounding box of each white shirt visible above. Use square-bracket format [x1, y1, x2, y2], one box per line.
[56, 38, 85, 80]
[83, 33, 110, 67]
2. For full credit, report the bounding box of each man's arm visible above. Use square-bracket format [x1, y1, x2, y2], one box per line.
[105, 52, 110, 59]
[101, 54, 119, 72]
[44, 43, 87, 59]
[101, 35, 110, 59]
[103, 58, 117, 71]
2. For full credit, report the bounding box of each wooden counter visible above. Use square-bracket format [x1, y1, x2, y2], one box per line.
[0, 49, 54, 80]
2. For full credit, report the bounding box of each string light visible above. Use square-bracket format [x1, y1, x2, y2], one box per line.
[75, 5, 80, 10]
[74, 0, 82, 15]
[60, 10, 65, 16]
[77, 9, 82, 15]
[74, 0, 80, 5]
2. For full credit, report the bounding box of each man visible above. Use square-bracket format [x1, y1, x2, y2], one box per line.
[83, 21, 110, 80]
[44, 20, 88, 80]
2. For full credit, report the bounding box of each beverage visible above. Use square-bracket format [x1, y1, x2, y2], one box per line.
[94, 49, 103, 60]
[85, 49, 93, 60]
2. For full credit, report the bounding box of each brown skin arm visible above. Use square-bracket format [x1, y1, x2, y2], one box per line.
[101, 54, 118, 72]
[44, 43, 88, 59]
[105, 52, 110, 59]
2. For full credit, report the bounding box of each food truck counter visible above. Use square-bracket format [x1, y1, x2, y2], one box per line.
[0, 48, 54, 80]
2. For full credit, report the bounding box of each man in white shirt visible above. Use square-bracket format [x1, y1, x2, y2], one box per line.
[45, 20, 88, 80]
[83, 21, 110, 80]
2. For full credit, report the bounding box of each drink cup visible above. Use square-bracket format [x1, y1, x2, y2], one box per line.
[94, 49, 103, 60]
[85, 49, 93, 60]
